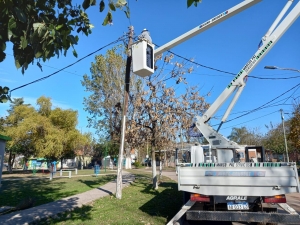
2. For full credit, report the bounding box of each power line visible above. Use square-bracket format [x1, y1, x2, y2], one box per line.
[153, 42, 300, 80]
[224, 82, 300, 124]
[220, 110, 279, 131]
[9, 35, 127, 94]
[6, 53, 84, 77]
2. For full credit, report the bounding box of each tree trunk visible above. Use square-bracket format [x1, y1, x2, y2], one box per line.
[82, 156, 85, 169]
[8, 151, 14, 173]
[152, 148, 158, 189]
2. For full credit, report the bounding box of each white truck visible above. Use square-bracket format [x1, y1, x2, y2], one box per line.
[132, 0, 300, 224]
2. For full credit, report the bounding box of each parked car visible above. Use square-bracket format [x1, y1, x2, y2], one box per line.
[142, 158, 151, 166]
[142, 159, 161, 167]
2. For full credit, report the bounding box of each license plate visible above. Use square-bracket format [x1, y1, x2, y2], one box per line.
[227, 201, 249, 210]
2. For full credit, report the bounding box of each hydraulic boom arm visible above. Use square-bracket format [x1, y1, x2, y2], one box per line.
[196, 0, 300, 149]
[154, 0, 262, 57]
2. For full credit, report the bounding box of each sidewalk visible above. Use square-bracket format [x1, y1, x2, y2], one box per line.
[0, 172, 134, 225]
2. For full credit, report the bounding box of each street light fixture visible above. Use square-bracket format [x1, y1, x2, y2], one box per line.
[264, 65, 300, 73]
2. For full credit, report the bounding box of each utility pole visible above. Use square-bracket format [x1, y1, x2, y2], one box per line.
[280, 109, 289, 162]
[116, 26, 134, 199]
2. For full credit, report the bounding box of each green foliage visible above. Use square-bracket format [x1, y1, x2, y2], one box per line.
[81, 45, 127, 141]
[93, 141, 120, 158]
[0, 86, 10, 103]
[187, 0, 202, 8]
[288, 104, 300, 151]
[227, 126, 263, 146]
[37, 96, 52, 116]
[262, 121, 291, 154]
[133, 160, 141, 168]
[0, 0, 132, 74]
[3, 96, 88, 160]
[0, 0, 94, 74]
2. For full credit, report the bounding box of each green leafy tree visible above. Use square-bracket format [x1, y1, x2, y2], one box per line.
[5, 104, 37, 172]
[81, 45, 139, 142]
[227, 126, 262, 145]
[75, 132, 95, 166]
[4, 96, 83, 171]
[0, 0, 130, 73]
[262, 121, 291, 154]
[288, 104, 300, 160]
[0, 0, 200, 103]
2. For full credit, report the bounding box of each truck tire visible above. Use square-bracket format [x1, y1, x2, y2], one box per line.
[254, 223, 277, 225]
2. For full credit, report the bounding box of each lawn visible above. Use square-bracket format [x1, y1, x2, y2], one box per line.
[0, 174, 116, 209]
[35, 170, 183, 225]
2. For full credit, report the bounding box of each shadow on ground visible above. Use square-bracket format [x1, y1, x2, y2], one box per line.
[77, 175, 115, 189]
[0, 179, 78, 208]
[0, 196, 93, 225]
[138, 178, 183, 222]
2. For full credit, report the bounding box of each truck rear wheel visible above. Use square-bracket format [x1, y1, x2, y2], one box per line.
[254, 223, 277, 225]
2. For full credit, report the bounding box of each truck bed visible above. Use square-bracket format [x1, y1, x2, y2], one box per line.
[178, 162, 300, 196]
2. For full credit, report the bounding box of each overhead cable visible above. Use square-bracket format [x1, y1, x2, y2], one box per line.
[9, 35, 127, 94]
[152, 42, 300, 80]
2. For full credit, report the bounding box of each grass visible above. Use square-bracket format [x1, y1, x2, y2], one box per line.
[0, 174, 116, 208]
[35, 170, 183, 225]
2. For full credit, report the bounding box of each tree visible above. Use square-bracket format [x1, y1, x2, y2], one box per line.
[83, 45, 210, 189]
[3, 96, 83, 171]
[74, 132, 95, 168]
[5, 104, 38, 172]
[227, 126, 262, 145]
[0, 0, 130, 72]
[125, 54, 209, 189]
[81, 45, 140, 141]
[262, 121, 291, 154]
[0, 0, 201, 103]
[288, 103, 300, 160]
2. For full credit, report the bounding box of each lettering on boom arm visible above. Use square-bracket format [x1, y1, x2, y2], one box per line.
[227, 40, 273, 89]
[199, 11, 228, 29]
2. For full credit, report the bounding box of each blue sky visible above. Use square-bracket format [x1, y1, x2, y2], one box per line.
[1, 0, 300, 139]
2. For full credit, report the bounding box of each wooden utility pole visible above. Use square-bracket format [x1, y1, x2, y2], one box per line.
[116, 26, 134, 199]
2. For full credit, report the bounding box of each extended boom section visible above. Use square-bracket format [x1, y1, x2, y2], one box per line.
[196, 0, 300, 149]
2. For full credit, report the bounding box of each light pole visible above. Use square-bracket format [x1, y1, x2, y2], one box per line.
[264, 65, 300, 162]
[280, 109, 289, 162]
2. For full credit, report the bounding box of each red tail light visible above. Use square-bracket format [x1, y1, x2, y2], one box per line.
[263, 195, 286, 203]
[190, 193, 210, 202]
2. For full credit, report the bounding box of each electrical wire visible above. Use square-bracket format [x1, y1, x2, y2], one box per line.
[152, 42, 300, 80]
[223, 82, 300, 124]
[149, 42, 300, 127]
[5, 53, 83, 77]
[9, 35, 127, 94]
[220, 110, 278, 131]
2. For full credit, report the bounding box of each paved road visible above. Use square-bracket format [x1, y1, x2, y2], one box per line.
[161, 170, 300, 225]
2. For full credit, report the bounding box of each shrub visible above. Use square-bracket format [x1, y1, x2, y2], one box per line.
[134, 161, 141, 168]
